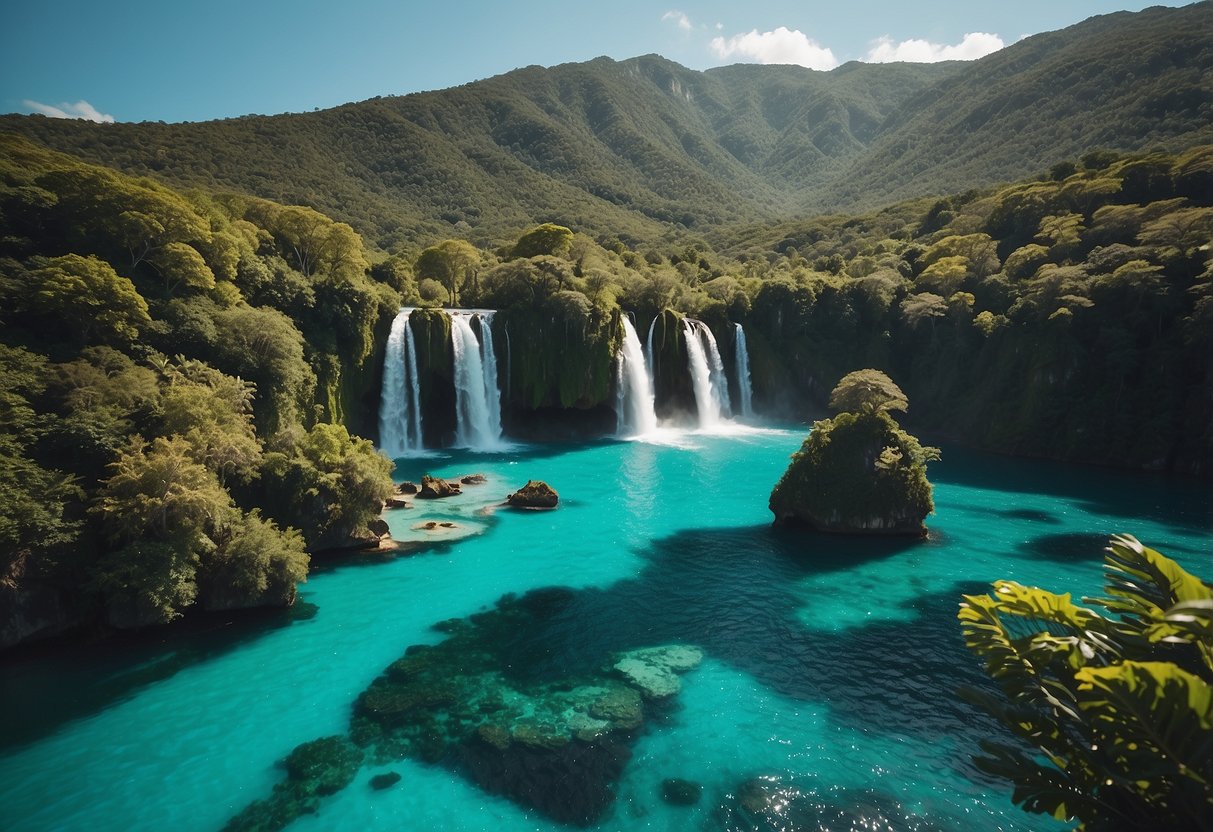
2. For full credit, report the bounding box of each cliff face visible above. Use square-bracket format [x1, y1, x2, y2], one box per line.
[769, 411, 935, 536]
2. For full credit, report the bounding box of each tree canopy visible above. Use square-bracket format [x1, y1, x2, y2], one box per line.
[828, 369, 909, 415]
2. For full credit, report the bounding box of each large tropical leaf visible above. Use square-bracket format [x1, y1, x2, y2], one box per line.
[1096, 534, 1213, 625]
[960, 582, 1116, 717]
[1075, 660, 1213, 829]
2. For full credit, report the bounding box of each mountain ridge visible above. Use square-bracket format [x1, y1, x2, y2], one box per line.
[2, 2, 1210, 249]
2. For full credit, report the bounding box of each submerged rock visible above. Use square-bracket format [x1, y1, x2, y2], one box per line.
[227, 589, 702, 830]
[369, 771, 401, 790]
[460, 474, 488, 485]
[661, 778, 702, 806]
[506, 480, 559, 508]
[587, 686, 643, 729]
[224, 737, 362, 832]
[417, 475, 461, 499]
[612, 645, 704, 699]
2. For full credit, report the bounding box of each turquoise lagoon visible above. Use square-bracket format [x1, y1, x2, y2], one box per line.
[1, 426, 1210, 831]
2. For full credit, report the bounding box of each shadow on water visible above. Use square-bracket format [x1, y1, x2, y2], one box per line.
[0, 602, 316, 752]
[1015, 532, 1110, 564]
[932, 445, 1213, 535]
[446, 524, 1000, 744]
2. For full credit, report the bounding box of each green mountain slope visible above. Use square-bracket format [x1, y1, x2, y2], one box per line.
[820, 3, 1213, 210]
[1, 3, 1209, 249]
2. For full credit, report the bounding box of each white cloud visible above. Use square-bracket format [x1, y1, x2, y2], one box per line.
[23, 99, 115, 123]
[866, 32, 1004, 63]
[710, 27, 838, 70]
[662, 10, 692, 31]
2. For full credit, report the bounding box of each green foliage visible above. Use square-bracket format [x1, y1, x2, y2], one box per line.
[11, 254, 150, 344]
[958, 535, 1213, 830]
[259, 423, 394, 550]
[769, 410, 938, 534]
[415, 239, 479, 305]
[828, 369, 909, 415]
[200, 509, 309, 611]
[7, 5, 1208, 251]
[510, 223, 574, 259]
[0, 139, 397, 637]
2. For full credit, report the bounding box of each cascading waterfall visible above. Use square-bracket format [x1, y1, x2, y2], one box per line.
[645, 316, 657, 376]
[734, 323, 754, 418]
[450, 311, 504, 449]
[615, 317, 658, 436]
[683, 318, 730, 428]
[378, 308, 424, 457]
[700, 323, 732, 418]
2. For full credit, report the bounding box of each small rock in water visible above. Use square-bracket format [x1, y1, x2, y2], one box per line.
[418, 475, 461, 499]
[397, 481, 419, 495]
[461, 474, 488, 485]
[660, 778, 702, 806]
[506, 480, 559, 508]
[369, 771, 401, 790]
[385, 496, 410, 509]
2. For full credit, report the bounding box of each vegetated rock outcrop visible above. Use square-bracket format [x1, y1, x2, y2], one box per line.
[506, 480, 559, 509]
[770, 370, 938, 536]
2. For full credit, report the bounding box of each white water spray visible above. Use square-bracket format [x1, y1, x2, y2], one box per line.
[615, 317, 659, 436]
[378, 308, 424, 456]
[450, 311, 504, 449]
[683, 319, 731, 428]
[734, 323, 754, 418]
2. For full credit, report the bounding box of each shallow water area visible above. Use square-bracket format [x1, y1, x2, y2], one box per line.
[1, 427, 1209, 832]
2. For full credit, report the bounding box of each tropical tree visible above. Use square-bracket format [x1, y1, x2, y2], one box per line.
[828, 369, 909, 415]
[26, 254, 151, 343]
[511, 223, 574, 259]
[958, 534, 1213, 830]
[415, 239, 479, 305]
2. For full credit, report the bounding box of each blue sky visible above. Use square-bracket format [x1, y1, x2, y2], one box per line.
[0, 0, 1190, 123]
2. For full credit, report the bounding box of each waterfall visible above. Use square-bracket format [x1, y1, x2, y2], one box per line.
[645, 315, 657, 376]
[378, 308, 424, 456]
[700, 323, 732, 418]
[477, 313, 504, 441]
[683, 318, 730, 427]
[734, 323, 754, 418]
[615, 317, 658, 437]
[450, 311, 504, 449]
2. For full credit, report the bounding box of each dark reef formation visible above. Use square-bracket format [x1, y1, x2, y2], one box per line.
[225, 588, 703, 829]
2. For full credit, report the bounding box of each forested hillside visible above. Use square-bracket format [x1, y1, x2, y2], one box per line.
[0, 136, 398, 646]
[2, 4, 1209, 250]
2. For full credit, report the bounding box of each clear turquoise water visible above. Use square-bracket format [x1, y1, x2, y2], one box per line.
[1, 427, 1210, 831]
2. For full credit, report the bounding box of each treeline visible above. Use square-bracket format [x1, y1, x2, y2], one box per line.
[1, 132, 1210, 647]
[0, 135, 396, 644]
[393, 145, 1212, 475]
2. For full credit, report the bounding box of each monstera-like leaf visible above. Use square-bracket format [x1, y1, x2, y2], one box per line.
[958, 535, 1213, 831]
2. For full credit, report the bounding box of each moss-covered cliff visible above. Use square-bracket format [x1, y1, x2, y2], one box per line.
[495, 296, 620, 413]
[407, 308, 457, 446]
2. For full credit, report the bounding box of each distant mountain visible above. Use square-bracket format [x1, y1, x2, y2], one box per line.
[2, 3, 1210, 249]
[817, 3, 1213, 210]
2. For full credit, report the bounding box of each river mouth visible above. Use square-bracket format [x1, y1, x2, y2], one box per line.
[2, 430, 1210, 831]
